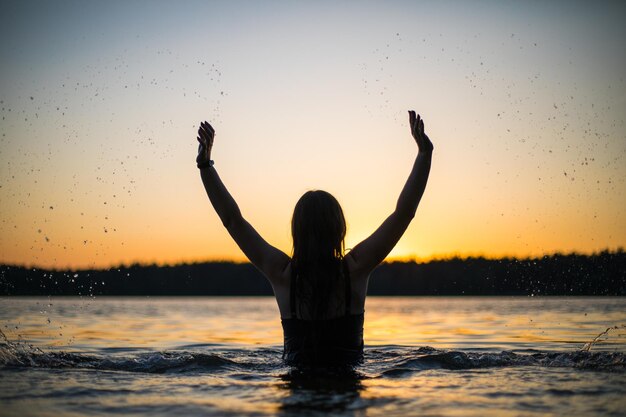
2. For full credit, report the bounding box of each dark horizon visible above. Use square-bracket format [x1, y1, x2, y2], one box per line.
[1, 249, 624, 297]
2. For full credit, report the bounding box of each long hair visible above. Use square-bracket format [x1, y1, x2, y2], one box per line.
[291, 190, 347, 319]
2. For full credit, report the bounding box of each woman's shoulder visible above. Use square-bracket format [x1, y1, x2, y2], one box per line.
[268, 258, 292, 289]
[343, 252, 369, 281]
[344, 253, 370, 311]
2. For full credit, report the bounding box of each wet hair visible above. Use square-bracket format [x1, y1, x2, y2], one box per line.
[291, 190, 347, 319]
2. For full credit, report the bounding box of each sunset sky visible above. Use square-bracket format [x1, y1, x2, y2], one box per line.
[1, 1, 625, 269]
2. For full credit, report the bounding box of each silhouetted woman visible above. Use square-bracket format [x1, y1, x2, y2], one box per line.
[196, 111, 433, 366]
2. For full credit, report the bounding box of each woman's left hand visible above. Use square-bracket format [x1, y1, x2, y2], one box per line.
[197, 121, 215, 167]
[408, 111, 434, 154]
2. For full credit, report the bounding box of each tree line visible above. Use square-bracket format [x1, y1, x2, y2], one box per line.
[1, 250, 624, 296]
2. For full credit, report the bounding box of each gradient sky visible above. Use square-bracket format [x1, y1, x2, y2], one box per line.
[1, 0, 625, 269]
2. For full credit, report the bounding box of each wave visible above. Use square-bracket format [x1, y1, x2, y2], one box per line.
[1, 333, 624, 374]
[0, 334, 238, 373]
[371, 347, 626, 376]
[0, 348, 236, 374]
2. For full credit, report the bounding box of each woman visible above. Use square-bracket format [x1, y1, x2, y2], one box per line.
[196, 111, 433, 365]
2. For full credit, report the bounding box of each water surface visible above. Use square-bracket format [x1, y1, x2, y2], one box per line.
[1, 296, 625, 416]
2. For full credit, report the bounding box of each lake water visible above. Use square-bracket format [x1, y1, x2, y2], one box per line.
[1, 296, 625, 416]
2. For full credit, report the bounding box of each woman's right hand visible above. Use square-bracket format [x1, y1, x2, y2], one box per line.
[197, 121, 215, 168]
[409, 111, 434, 153]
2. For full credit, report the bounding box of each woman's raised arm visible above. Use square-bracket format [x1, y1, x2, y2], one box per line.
[347, 111, 433, 275]
[197, 121, 290, 281]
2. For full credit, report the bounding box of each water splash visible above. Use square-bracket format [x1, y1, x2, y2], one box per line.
[0, 328, 45, 367]
[581, 325, 626, 352]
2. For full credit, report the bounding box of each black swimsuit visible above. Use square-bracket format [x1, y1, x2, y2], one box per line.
[281, 261, 364, 365]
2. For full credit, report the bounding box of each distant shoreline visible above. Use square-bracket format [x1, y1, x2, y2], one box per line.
[1, 250, 624, 296]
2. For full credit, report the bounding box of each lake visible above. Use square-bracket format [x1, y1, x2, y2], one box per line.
[1, 296, 625, 416]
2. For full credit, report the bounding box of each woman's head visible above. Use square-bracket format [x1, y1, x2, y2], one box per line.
[291, 190, 346, 268]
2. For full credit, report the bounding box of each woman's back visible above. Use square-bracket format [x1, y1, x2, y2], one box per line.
[281, 259, 364, 365]
[272, 255, 368, 320]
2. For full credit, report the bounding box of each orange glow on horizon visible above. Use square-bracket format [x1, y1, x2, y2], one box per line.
[5, 247, 624, 271]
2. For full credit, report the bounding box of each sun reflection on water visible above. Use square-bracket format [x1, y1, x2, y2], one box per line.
[1, 296, 624, 353]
